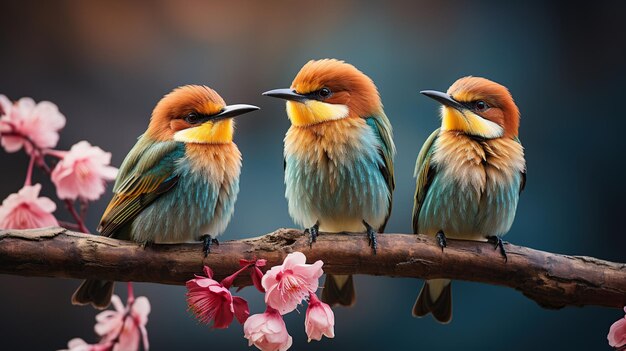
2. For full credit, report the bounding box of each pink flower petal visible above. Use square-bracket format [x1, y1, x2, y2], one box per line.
[51, 141, 118, 201]
[111, 295, 125, 313]
[0, 95, 12, 115]
[95, 310, 118, 323]
[131, 296, 151, 325]
[243, 309, 292, 351]
[0, 96, 66, 153]
[139, 324, 150, 351]
[0, 184, 58, 230]
[186, 267, 243, 329]
[94, 312, 123, 337]
[261, 266, 281, 291]
[608, 316, 626, 348]
[305, 299, 335, 342]
[187, 277, 220, 289]
[114, 315, 140, 351]
[232, 296, 250, 324]
[251, 266, 265, 293]
[66, 338, 89, 351]
[282, 252, 306, 269]
[1, 135, 24, 153]
[34, 196, 57, 213]
[90, 293, 151, 351]
[261, 252, 324, 315]
[292, 260, 324, 280]
[203, 266, 214, 279]
[212, 299, 235, 329]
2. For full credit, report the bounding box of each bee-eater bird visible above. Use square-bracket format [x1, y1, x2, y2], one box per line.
[412, 76, 526, 323]
[71, 85, 259, 309]
[263, 59, 395, 307]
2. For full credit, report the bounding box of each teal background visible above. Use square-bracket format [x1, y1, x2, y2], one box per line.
[1, 1, 625, 350]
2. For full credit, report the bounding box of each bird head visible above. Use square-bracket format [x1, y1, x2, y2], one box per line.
[263, 59, 381, 126]
[146, 85, 259, 143]
[421, 76, 520, 138]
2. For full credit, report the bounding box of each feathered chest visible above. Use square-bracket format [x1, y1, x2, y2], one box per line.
[417, 131, 525, 238]
[180, 143, 242, 184]
[283, 118, 390, 230]
[431, 131, 525, 192]
[284, 118, 383, 185]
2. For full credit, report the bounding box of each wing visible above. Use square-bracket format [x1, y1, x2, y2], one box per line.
[97, 136, 185, 237]
[365, 114, 396, 232]
[412, 129, 440, 234]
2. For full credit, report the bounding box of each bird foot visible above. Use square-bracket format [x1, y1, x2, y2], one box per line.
[200, 235, 219, 257]
[363, 220, 378, 255]
[487, 236, 508, 262]
[436, 230, 447, 251]
[141, 241, 154, 249]
[303, 221, 319, 248]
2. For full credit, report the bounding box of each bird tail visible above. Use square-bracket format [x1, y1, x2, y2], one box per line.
[412, 279, 452, 324]
[71, 279, 114, 309]
[321, 274, 356, 307]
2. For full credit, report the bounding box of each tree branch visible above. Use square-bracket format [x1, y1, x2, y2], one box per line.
[1, 227, 625, 309]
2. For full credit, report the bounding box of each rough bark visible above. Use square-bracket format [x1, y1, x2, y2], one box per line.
[1, 227, 625, 309]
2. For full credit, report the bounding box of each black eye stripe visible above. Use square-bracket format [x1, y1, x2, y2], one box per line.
[300, 87, 333, 101]
[184, 112, 211, 124]
[462, 100, 490, 112]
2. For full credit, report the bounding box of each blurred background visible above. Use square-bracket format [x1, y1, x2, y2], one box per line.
[1, 0, 625, 350]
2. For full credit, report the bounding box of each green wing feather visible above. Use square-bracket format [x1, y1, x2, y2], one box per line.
[366, 114, 396, 232]
[412, 128, 440, 234]
[98, 135, 184, 238]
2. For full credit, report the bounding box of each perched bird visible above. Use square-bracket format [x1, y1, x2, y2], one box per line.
[263, 59, 395, 307]
[72, 85, 259, 308]
[412, 76, 526, 323]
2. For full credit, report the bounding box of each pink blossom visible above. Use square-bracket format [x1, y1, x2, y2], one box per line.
[0, 95, 66, 153]
[50, 141, 118, 201]
[240, 258, 267, 293]
[58, 338, 112, 351]
[186, 266, 249, 329]
[262, 252, 323, 314]
[244, 307, 292, 351]
[95, 294, 150, 351]
[609, 307, 626, 348]
[0, 183, 58, 229]
[305, 293, 335, 342]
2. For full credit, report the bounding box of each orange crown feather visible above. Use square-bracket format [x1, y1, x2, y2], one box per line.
[291, 59, 382, 118]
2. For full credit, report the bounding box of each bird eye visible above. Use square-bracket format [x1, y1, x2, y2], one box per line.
[184, 112, 201, 124]
[474, 100, 489, 112]
[318, 87, 332, 99]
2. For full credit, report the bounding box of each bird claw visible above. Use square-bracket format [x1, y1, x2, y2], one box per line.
[436, 230, 447, 251]
[363, 220, 378, 255]
[304, 222, 319, 248]
[141, 241, 154, 249]
[201, 235, 219, 257]
[487, 236, 508, 262]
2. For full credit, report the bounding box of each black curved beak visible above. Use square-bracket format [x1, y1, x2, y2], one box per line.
[262, 88, 309, 103]
[211, 104, 260, 121]
[420, 90, 465, 112]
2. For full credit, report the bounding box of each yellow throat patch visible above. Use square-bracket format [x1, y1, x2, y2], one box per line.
[286, 100, 349, 126]
[173, 119, 234, 144]
[441, 106, 503, 139]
